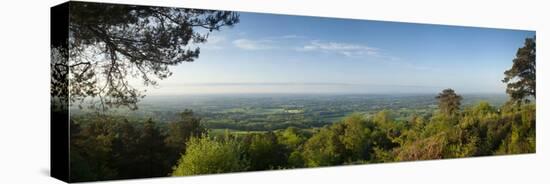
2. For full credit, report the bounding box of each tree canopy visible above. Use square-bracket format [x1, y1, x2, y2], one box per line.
[503, 37, 536, 103]
[69, 97, 536, 181]
[53, 2, 239, 110]
[172, 135, 247, 176]
[435, 89, 463, 116]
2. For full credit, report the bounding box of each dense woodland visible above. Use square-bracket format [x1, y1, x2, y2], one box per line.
[68, 36, 535, 181]
[69, 94, 535, 181]
[53, 2, 536, 182]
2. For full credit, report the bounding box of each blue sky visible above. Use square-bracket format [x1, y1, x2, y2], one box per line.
[148, 12, 535, 95]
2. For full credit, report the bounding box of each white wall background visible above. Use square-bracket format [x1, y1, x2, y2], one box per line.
[0, 0, 547, 183]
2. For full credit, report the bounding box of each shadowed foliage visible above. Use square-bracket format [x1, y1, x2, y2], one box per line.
[59, 5, 535, 179]
[52, 2, 239, 110]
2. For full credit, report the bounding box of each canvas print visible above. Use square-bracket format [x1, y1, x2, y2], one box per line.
[51, 1, 536, 182]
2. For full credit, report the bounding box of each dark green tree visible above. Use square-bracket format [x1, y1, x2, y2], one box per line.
[435, 89, 463, 116]
[502, 37, 536, 103]
[133, 119, 171, 177]
[244, 132, 287, 170]
[69, 116, 118, 181]
[164, 110, 206, 166]
[110, 120, 140, 179]
[57, 2, 239, 110]
[69, 120, 97, 181]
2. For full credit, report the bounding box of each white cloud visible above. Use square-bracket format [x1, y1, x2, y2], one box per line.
[296, 40, 438, 71]
[279, 34, 305, 39]
[201, 35, 227, 50]
[232, 39, 275, 50]
[297, 40, 379, 57]
[207, 35, 226, 44]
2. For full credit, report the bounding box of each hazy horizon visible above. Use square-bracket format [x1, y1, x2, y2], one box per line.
[141, 91, 508, 97]
[130, 12, 534, 96]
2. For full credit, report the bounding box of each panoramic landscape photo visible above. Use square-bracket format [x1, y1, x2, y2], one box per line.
[52, 1, 535, 182]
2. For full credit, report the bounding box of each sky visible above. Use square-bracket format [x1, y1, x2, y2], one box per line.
[146, 12, 535, 95]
